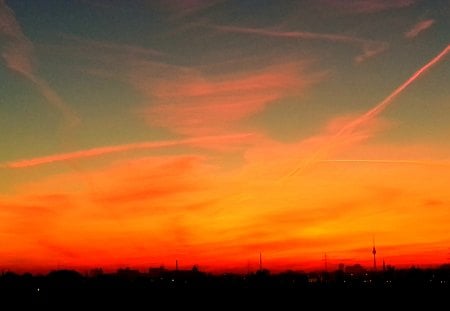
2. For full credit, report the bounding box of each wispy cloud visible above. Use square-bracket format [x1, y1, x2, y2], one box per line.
[286, 44, 450, 177]
[1, 133, 254, 168]
[213, 24, 369, 43]
[212, 24, 388, 63]
[0, 154, 221, 267]
[43, 31, 325, 139]
[355, 43, 389, 63]
[3, 134, 450, 271]
[0, 0, 79, 125]
[405, 19, 435, 39]
[1, 0, 449, 272]
[339, 45, 450, 131]
[132, 61, 324, 135]
[40, 34, 164, 79]
[89, 156, 210, 206]
[61, 34, 163, 57]
[78, 0, 224, 19]
[50, 29, 323, 138]
[320, 0, 417, 13]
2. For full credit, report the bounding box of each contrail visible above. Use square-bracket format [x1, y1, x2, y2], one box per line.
[287, 44, 450, 178]
[213, 24, 372, 42]
[1, 133, 254, 169]
[321, 159, 450, 167]
[405, 19, 435, 39]
[340, 44, 450, 134]
[212, 24, 388, 63]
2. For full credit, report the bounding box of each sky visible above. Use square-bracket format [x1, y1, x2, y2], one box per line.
[0, 0, 449, 273]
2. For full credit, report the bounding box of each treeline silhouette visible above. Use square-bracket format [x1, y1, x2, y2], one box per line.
[1, 264, 449, 305]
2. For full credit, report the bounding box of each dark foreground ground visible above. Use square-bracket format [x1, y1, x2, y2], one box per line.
[1, 266, 449, 306]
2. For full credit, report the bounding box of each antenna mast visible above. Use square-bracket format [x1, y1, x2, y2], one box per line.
[259, 252, 262, 271]
[372, 236, 377, 271]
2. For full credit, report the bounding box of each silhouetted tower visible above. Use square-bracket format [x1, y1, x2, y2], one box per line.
[259, 252, 262, 271]
[372, 239, 377, 271]
[382, 259, 386, 271]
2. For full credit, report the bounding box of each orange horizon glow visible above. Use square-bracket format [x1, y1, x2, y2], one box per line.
[1, 1, 450, 274]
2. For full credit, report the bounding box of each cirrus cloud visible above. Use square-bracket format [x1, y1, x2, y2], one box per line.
[211, 24, 388, 63]
[132, 61, 325, 136]
[0, 0, 79, 126]
[320, 0, 417, 13]
[405, 19, 435, 39]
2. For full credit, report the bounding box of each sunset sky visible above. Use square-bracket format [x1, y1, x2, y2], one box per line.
[1, 0, 449, 273]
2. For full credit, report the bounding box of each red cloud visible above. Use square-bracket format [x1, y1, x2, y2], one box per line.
[135, 63, 322, 135]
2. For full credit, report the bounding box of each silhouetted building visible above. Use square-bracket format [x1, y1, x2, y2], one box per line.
[345, 264, 366, 275]
[116, 268, 140, 280]
[89, 268, 103, 277]
[148, 266, 168, 277]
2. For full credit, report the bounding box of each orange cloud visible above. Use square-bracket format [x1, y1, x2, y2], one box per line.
[2, 136, 450, 272]
[134, 62, 323, 135]
[51, 41, 316, 137]
[1, 154, 232, 270]
[2, 0, 449, 275]
[88, 156, 211, 207]
[405, 19, 435, 39]
[47, 29, 324, 138]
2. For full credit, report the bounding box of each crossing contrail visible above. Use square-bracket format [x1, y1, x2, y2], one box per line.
[339, 44, 450, 135]
[286, 44, 450, 178]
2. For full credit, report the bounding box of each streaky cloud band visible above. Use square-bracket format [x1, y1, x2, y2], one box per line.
[1, 133, 255, 169]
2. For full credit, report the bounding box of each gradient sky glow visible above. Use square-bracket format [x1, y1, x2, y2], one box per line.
[1, 0, 450, 273]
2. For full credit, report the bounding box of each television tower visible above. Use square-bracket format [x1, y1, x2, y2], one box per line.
[259, 252, 262, 271]
[372, 238, 377, 271]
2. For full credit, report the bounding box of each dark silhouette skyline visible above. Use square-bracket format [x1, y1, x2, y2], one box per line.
[2, 1, 450, 278]
[1, 263, 449, 305]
